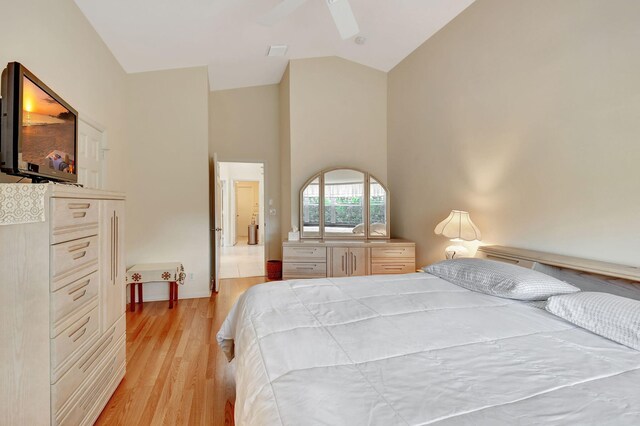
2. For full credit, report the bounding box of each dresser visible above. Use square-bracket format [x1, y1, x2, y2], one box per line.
[0, 184, 126, 426]
[282, 239, 416, 279]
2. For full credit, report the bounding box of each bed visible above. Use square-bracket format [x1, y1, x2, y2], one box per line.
[217, 246, 640, 425]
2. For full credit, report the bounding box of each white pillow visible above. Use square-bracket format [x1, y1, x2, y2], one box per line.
[424, 258, 579, 301]
[546, 292, 640, 351]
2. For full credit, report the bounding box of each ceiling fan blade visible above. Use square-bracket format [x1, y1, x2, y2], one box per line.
[326, 0, 359, 39]
[258, 0, 309, 26]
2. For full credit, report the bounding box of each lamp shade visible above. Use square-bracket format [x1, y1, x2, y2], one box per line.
[434, 210, 481, 241]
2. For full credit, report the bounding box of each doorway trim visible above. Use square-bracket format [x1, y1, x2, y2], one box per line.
[215, 160, 268, 277]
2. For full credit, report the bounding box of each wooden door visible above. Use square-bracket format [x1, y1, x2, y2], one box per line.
[77, 119, 104, 189]
[235, 181, 258, 241]
[349, 248, 367, 276]
[211, 155, 223, 292]
[331, 247, 349, 277]
[102, 200, 125, 331]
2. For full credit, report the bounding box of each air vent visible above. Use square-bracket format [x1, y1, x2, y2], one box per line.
[267, 45, 288, 57]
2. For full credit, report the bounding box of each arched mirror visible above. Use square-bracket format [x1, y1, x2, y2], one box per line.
[301, 176, 321, 238]
[300, 168, 390, 239]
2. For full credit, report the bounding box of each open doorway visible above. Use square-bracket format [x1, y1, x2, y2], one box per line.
[218, 162, 265, 278]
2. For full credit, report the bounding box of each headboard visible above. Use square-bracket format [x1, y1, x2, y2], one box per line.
[477, 245, 640, 300]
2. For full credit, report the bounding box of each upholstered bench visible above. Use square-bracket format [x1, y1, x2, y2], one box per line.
[126, 262, 186, 311]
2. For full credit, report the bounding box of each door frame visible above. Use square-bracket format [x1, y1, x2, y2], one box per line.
[210, 155, 223, 292]
[214, 159, 268, 274]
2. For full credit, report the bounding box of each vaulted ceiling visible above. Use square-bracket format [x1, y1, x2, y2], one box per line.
[74, 0, 475, 90]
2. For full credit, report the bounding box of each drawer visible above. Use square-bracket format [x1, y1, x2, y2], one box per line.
[52, 305, 100, 372]
[51, 198, 99, 244]
[371, 246, 415, 259]
[371, 262, 416, 275]
[57, 336, 126, 426]
[52, 271, 99, 331]
[283, 262, 327, 279]
[51, 236, 99, 292]
[283, 246, 327, 262]
[52, 314, 125, 415]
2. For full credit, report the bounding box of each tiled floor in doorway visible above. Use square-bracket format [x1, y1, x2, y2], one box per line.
[219, 241, 265, 278]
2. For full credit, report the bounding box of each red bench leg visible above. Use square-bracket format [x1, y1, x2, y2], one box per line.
[169, 282, 174, 309]
[137, 283, 144, 307]
[130, 284, 136, 312]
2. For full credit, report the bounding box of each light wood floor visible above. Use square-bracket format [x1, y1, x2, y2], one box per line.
[95, 276, 265, 426]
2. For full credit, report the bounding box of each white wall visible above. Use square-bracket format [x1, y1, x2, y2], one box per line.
[388, 0, 640, 267]
[285, 57, 388, 231]
[126, 67, 211, 300]
[0, 0, 127, 190]
[219, 162, 265, 246]
[209, 84, 281, 259]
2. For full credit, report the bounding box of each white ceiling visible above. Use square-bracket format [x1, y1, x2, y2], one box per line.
[74, 0, 475, 91]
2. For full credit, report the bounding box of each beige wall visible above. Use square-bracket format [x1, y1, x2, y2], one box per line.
[211, 58, 387, 257]
[0, 0, 127, 190]
[126, 67, 211, 299]
[388, 0, 640, 267]
[287, 57, 388, 230]
[279, 66, 292, 246]
[209, 84, 281, 259]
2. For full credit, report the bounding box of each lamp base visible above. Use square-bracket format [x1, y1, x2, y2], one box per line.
[445, 245, 470, 259]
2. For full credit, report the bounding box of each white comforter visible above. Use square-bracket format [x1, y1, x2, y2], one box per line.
[217, 273, 640, 425]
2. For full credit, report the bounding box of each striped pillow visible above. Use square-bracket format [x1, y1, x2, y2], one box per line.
[546, 292, 640, 351]
[424, 258, 579, 301]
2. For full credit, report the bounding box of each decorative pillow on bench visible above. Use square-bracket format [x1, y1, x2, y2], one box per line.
[424, 258, 579, 301]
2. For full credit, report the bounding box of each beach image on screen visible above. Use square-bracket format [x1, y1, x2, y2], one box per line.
[21, 76, 75, 174]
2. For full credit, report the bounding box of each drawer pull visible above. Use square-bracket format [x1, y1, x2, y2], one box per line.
[72, 212, 87, 219]
[69, 316, 91, 339]
[295, 266, 316, 270]
[68, 279, 91, 295]
[71, 251, 87, 260]
[80, 333, 114, 372]
[71, 328, 87, 342]
[72, 289, 87, 301]
[68, 241, 90, 252]
[68, 203, 91, 210]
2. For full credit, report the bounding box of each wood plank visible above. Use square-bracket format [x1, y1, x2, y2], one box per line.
[478, 245, 640, 282]
[95, 276, 263, 426]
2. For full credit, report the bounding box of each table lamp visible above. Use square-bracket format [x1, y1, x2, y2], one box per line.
[434, 210, 481, 259]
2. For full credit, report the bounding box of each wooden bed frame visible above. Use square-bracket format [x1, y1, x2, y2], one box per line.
[477, 245, 640, 297]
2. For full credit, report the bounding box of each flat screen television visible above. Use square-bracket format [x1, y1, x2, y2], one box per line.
[1, 62, 78, 183]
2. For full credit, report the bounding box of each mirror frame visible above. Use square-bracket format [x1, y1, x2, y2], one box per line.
[299, 167, 390, 240]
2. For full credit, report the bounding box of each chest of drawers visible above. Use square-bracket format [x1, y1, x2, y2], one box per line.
[0, 184, 126, 425]
[282, 239, 416, 280]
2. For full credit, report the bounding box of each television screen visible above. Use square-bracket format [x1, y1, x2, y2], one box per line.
[21, 75, 76, 175]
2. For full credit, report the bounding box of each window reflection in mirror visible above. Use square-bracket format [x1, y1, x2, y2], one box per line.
[369, 177, 388, 237]
[323, 169, 365, 237]
[301, 177, 321, 238]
